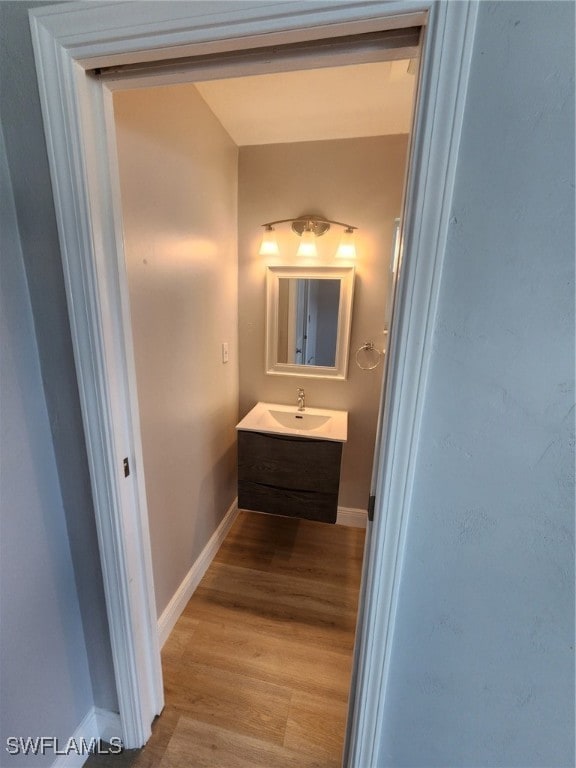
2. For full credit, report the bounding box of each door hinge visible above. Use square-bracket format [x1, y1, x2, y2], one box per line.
[123, 457, 130, 478]
[368, 494, 376, 522]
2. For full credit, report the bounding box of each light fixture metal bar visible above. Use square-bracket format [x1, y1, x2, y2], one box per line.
[261, 215, 358, 234]
[260, 218, 306, 228]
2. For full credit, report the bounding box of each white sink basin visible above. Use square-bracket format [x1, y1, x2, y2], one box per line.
[267, 410, 331, 431]
[236, 402, 348, 442]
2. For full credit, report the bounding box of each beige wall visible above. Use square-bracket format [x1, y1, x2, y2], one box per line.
[238, 135, 408, 510]
[114, 84, 238, 617]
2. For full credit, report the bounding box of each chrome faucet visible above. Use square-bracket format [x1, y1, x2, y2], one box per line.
[297, 387, 305, 411]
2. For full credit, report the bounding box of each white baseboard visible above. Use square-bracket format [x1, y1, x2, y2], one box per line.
[93, 707, 122, 744]
[157, 498, 239, 647]
[337, 506, 367, 528]
[50, 707, 122, 768]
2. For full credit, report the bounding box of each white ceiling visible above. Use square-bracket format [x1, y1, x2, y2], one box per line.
[195, 59, 416, 146]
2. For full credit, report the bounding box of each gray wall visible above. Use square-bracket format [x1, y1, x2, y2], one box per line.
[0, 0, 117, 712]
[0, 125, 94, 766]
[379, 2, 575, 766]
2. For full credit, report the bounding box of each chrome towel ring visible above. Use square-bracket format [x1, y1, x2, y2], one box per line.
[355, 341, 383, 370]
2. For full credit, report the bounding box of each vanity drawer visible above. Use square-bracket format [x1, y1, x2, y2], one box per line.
[237, 430, 343, 524]
[237, 431, 342, 493]
[238, 480, 338, 523]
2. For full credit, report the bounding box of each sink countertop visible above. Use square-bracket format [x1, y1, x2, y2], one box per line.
[236, 401, 348, 443]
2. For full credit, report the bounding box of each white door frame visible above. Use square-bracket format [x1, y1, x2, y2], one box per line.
[28, 1, 478, 761]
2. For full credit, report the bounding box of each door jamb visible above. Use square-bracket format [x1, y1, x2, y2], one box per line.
[28, 1, 478, 760]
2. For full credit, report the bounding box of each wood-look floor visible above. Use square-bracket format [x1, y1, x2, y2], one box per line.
[87, 510, 365, 768]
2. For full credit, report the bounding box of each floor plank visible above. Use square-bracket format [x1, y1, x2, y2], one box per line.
[177, 618, 353, 701]
[162, 661, 292, 745]
[284, 691, 349, 761]
[190, 561, 360, 649]
[159, 716, 341, 768]
[86, 511, 364, 767]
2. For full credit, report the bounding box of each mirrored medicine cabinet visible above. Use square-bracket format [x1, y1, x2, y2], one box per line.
[265, 266, 355, 380]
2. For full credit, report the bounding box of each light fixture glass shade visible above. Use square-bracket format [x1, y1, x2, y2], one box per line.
[296, 229, 317, 258]
[259, 227, 279, 256]
[336, 228, 356, 259]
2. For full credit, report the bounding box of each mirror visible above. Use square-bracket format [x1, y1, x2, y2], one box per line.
[266, 266, 355, 379]
[277, 278, 341, 367]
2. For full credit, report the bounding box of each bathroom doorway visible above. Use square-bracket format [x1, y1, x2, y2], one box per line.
[110, 55, 418, 621]
[30, 2, 478, 761]
[107, 50, 418, 763]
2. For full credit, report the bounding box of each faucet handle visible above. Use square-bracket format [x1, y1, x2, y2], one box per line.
[297, 387, 305, 395]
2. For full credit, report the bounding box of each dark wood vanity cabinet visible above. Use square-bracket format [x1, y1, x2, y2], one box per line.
[237, 430, 343, 524]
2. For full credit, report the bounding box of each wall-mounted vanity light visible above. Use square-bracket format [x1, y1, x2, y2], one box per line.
[259, 215, 357, 259]
[259, 225, 280, 256]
